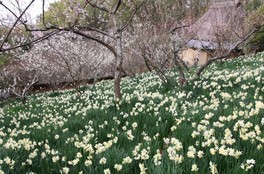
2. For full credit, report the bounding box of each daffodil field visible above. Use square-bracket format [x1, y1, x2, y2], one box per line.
[0, 52, 264, 174]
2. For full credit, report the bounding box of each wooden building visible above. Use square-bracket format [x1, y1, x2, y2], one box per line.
[181, 0, 246, 66]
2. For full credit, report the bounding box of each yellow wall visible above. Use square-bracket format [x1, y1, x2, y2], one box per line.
[180, 48, 211, 66]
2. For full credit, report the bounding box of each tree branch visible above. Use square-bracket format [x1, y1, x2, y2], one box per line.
[42, 0, 47, 28]
[121, 0, 146, 31]
[0, 30, 58, 53]
[85, 0, 109, 13]
[196, 27, 261, 77]
[112, 0, 122, 14]
[72, 30, 117, 57]
[75, 26, 114, 39]
[0, 0, 36, 51]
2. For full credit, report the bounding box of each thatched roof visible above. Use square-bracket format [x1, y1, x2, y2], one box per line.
[187, 0, 246, 49]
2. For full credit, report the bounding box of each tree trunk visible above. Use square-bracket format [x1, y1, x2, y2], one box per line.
[113, 15, 123, 101]
[173, 42, 186, 86]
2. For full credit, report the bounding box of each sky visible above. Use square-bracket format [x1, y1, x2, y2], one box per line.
[0, 0, 57, 24]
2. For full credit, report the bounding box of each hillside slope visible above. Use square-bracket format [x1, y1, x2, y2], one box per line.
[0, 52, 264, 174]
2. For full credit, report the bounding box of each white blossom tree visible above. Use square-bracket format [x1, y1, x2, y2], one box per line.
[33, 32, 111, 93]
[0, 0, 146, 101]
[0, 52, 45, 102]
[0, 31, 111, 101]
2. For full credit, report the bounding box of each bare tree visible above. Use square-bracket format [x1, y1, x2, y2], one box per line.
[124, 0, 195, 86]
[126, 28, 173, 84]
[171, 25, 192, 85]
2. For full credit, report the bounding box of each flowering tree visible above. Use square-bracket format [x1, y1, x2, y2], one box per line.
[33, 32, 111, 93]
[1, 0, 262, 99]
[0, 0, 146, 101]
[0, 31, 112, 101]
[0, 52, 45, 102]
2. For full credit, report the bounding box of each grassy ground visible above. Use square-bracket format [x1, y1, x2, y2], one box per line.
[0, 52, 264, 174]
